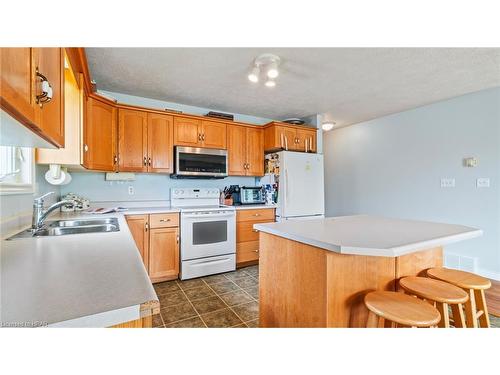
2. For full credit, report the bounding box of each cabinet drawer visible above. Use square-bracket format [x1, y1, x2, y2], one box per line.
[150, 213, 179, 228]
[237, 220, 272, 242]
[236, 208, 275, 222]
[236, 241, 260, 264]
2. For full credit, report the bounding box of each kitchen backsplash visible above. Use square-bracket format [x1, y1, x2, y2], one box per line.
[60, 172, 257, 202]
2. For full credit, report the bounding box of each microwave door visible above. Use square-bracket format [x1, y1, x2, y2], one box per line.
[175, 146, 228, 177]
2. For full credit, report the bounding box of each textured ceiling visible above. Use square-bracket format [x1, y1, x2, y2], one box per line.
[86, 48, 500, 127]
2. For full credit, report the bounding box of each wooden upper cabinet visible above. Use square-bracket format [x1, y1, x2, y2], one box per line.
[227, 125, 264, 177]
[34, 48, 65, 147]
[296, 128, 317, 153]
[126, 215, 149, 271]
[83, 96, 117, 171]
[118, 109, 148, 172]
[149, 227, 179, 282]
[147, 113, 173, 173]
[173, 117, 201, 147]
[201, 120, 226, 149]
[0, 47, 65, 147]
[227, 124, 247, 175]
[245, 127, 264, 176]
[0, 48, 36, 125]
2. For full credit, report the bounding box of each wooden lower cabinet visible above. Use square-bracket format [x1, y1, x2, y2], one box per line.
[236, 208, 275, 267]
[126, 214, 180, 283]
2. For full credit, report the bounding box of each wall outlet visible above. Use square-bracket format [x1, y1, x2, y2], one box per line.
[128, 186, 134, 195]
[476, 178, 490, 188]
[440, 178, 455, 188]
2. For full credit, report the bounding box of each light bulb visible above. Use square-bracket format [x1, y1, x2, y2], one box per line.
[265, 79, 276, 88]
[248, 66, 260, 83]
[267, 61, 279, 79]
[322, 122, 335, 131]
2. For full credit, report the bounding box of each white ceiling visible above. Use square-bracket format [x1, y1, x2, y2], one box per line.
[86, 48, 500, 127]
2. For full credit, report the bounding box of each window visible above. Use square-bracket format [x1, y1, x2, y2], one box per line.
[0, 146, 34, 194]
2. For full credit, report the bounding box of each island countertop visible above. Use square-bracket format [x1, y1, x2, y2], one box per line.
[254, 215, 482, 257]
[0, 208, 173, 328]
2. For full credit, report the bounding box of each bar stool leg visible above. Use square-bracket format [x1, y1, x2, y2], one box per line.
[436, 302, 450, 328]
[451, 303, 466, 328]
[474, 289, 490, 328]
[464, 289, 478, 328]
[366, 311, 379, 328]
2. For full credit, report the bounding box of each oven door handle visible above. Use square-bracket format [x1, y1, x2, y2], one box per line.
[181, 212, 235, 219]
[190, 257, 233, 267]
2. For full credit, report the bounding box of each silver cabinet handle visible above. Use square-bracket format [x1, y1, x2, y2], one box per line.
[310, 136, 313, 151]
[35, 68, 53, 106]
[253, 213, 261, 216]
[198, 133, 202, 141]
[202, 134, 206, 141]
[143, 156, 147, 166]
[284, 136, 288, 150]
[305, 138, 308, 153]
[159, 218, 170, 222]
[84, 144, 89, 152]
[148, 157, 152, 166]
[145, 222, 149, 232]
[280, 133, 284, 148]
[252, 229, 259, 232]
[114, 155, 118, 164]
[176, 235, 179, 244]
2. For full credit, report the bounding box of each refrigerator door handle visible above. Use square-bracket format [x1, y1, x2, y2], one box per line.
[285, 168, 290, 206]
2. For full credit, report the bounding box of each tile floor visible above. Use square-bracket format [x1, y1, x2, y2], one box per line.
[153, 265, 259, 328]
[152, 264, 500, 328]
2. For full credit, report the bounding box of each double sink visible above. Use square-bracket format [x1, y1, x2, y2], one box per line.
[7, 218, 120, 240]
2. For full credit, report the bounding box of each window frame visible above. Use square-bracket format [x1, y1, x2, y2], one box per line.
[0, 146, 35, 195]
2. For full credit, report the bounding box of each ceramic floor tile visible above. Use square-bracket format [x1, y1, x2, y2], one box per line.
[202, 274, 228, 285]
[224, 269, 251, 281]
[233, 276, 258, 289]
[161, 302, 197, 324]
[191, 296, 227, 315]
[245, 267, 259, 277]
[232, 301, 259, 322]
[245, 319, 259, 328]
[231, 324, 248, 328]
[159, 290, 188, 307]
[166, 316, 206, 328]
[219, 289, 253, 306]
[152, 313, 164, 327]
[177, 278, 206, 291]
[244, 286, 259, 300]
[210, 280, 240, 295]
[183, 285, 216, 301]
[201, 308, 243, 328]
[154, 280, 180, 295]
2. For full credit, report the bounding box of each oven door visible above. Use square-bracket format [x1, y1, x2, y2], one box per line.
[181, 210, 236, 261]
[175, 146, 228, 178]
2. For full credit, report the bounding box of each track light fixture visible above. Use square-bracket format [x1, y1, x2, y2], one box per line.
[247, 54, 281, 87]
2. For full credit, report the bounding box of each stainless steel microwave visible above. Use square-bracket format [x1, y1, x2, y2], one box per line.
[173, 146, 228, 178]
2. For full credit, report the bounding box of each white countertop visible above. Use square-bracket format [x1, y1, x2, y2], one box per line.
[254, 215, 482, 257]
[0, 206, 178, 327]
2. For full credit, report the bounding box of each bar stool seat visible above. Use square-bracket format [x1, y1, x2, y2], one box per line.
[399, 276, 468, 327]
[427, 267, 491, 328]
[364, 291, 441, 328]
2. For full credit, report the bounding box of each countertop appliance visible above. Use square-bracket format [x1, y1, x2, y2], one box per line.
[260, 151, 324, 221]
[173, 146, 228, 179]
[240, 186, 265, 205]
[171, 188, 236, 279]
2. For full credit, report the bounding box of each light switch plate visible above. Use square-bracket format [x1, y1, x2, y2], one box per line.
[476, 178, 490, 188]
[440, 178, 455, 188]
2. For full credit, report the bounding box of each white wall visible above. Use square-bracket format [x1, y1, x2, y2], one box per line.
[323, 87, 500, 279]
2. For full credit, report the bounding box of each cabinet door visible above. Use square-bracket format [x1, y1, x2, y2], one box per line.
[296, 128, 317, 153]
[34, 48, 65, 147]
[149, 227, 179, 282]
[245, 127, 264, 176]
[126, 215, 149, 271]
[147, 113, 173, 173]
[227, 124, 247, 176]
[83, 96, 117, 171]
[118, 109, 148, 172]
[173, 117, 201, 147]
[201, 120, 227, 149]
[0, 48, 36, 126]
[275, 126, 297, 151]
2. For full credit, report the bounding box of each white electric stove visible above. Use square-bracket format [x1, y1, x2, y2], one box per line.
[171, 188, 236, 280]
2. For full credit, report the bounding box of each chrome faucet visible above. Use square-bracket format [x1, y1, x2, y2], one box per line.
[32, 192, 76, 232]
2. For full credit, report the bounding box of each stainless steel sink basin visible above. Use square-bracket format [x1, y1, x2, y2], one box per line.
[6, 218, 120, 240]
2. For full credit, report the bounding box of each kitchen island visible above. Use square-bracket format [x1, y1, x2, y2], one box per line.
[254, 215, 482, 328]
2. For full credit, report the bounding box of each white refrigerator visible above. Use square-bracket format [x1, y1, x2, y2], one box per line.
[260, 151, 325, 221]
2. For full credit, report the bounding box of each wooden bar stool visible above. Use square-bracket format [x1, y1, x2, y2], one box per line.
[364, 291, 441, 328]
[399, 276, 468, 328]
[427, 267, 491, 328]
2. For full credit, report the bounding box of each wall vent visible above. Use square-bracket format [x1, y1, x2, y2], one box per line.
[444, 252, 477, 273]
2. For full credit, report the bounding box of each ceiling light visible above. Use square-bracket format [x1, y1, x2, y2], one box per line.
[267, 61, 279, 79]
[248, 66, 260, 83]
[322, 122, 336, 131]
[265, 79, 276, 88]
